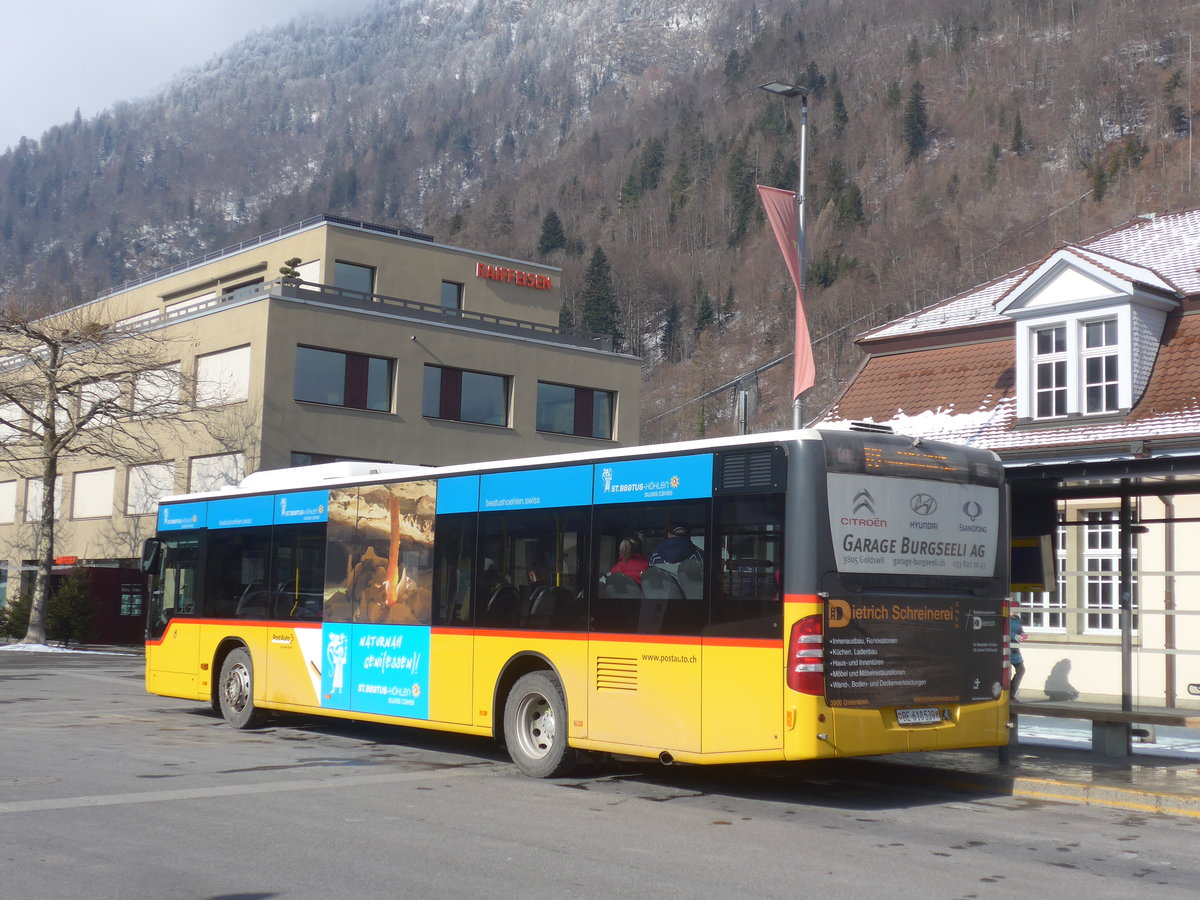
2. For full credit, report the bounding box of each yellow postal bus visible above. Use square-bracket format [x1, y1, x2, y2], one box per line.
[143, 427, 1010, 776]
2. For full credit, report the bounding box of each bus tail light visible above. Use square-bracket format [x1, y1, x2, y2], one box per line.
[788, 614, 824, 695]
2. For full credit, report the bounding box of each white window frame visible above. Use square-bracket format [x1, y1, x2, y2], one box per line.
[189, 452, 245, 493]
[79, 379, 122, 430]
[1081, 317, 1119, 415]
[133, 363, 181, 415]
[71, 468, 116, 520]
[1032, 324, 1067, 419]
[1081, 510, 1137, 635]
[126, 462, 176, 516]
[25, 476, 64, 522]
[1015, 308, 1131, 421]
[195, 346, 250, 408]
[0, 480, 16, 524]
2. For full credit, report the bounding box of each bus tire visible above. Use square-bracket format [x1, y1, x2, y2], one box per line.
[217, 648, 267, 729]
[504, 671, 575, 778]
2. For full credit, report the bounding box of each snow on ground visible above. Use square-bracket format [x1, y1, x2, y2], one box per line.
[0, 642, 133, 654]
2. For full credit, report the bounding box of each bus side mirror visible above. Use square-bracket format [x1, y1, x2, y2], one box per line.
[141, 539, 161, 574]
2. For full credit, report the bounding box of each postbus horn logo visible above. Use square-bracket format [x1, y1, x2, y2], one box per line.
[852, 489, 876, 516]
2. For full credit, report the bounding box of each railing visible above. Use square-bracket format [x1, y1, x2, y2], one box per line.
[96, 215, 435, 301]
[123, 278, 618, 353]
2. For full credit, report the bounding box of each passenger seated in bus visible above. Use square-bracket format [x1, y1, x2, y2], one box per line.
[524, 565, 550, 606]
[478, 558, 518, 623]
[649, 525, 703, 566]
[609, 538, 649, 584]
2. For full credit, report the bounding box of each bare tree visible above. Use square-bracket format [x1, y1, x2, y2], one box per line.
[0, 294, 200, 645]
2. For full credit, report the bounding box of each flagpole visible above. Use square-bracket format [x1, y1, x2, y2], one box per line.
[759, 81, 811, 431]
[794, 91, 808, 430]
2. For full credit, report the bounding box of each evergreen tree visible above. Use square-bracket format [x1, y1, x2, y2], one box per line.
[491, 195, 514, 235]
[659, 302, 681, 362]
[694, 291, 715, 337]
[619, 171, 642, 210]
[902, 81, 928, 160]
[1010, 111, 1025, 154]
[45, 570, 94, 647]
[984, 142, 1001, 190]
[726, 142, 757, 244]
[581, 246, 621, 348]
[832, 88, 849, 136]
[537, 210, 567, 255]
[668, 155, 692, 221]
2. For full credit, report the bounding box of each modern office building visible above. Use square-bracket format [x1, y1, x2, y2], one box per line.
[0, 214, 641, 635]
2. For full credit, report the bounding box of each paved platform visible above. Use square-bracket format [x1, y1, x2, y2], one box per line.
[868, 739, 1200, 819]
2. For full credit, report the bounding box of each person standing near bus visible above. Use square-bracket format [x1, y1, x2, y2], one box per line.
[1009, 606, 1027, 701]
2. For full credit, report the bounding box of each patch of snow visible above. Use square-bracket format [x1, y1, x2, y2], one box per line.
[0, 642, 131, 655]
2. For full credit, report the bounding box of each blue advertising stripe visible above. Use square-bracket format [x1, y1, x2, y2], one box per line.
[158, 501, 207, 532]
[275, 490, 329, 524]
[480, 464, 592, 511]
[320, 623, 431, 720]
[208, 494, 275, 529]
[593, 453, 714, 504]
[436, 475, 480, 514]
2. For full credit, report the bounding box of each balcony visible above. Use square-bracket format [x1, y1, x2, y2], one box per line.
[128, 278, 619, 354]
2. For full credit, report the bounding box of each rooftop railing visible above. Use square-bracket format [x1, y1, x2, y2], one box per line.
[96, 215, 435, 301]
[130, 278, 618, 353]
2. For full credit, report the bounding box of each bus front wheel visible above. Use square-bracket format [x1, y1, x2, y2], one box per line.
[504, 671, 575, 778]
[217, 648, 267, 729]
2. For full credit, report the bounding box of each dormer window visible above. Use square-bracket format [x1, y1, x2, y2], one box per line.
[997, 246, 1177, 424]
[1024, 314, 1124, 421]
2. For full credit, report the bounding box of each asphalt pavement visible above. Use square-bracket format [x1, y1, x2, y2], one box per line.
[12, 641, 1200, 820]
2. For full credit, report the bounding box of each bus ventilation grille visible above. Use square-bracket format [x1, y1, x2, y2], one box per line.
[595, 656, 637, 692]
[718, 448, 783, 492]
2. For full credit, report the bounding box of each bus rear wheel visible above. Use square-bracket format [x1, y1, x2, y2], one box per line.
[217, 648, 267, 729]
[504, 671, 575, 778]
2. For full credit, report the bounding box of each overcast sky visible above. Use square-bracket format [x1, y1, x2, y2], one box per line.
[0, 0, 376, 152]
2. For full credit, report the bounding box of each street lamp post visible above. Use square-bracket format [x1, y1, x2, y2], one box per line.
[759, 81, 809, 429]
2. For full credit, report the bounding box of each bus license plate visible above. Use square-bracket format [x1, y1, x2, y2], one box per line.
[896, 707, 941, 726]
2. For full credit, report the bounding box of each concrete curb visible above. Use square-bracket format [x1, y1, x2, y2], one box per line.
[872, 760, 1200, 819]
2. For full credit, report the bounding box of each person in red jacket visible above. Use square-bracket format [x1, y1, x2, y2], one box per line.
[609, 538, 650, 583]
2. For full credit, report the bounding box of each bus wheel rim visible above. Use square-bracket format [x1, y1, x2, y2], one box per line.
[224, 663, 251, 713]
[515, 692, 554, 760]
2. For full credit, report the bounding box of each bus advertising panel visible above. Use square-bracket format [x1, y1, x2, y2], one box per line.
[822, 433, 1005, 709]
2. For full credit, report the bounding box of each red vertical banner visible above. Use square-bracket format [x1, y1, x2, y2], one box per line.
[757, 185, 816, 399]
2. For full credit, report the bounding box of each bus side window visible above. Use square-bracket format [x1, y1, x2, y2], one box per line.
[270, 522, 326, 620]
[476, 507, 588, 631]
[708, 494, 784, 638]
[206, 526, 271, 619]
[433, 513, 476, 626]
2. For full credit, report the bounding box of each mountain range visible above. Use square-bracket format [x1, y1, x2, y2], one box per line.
[2, 0, 1198, 441]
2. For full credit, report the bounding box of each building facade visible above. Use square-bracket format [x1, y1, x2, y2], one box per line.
[823, 209, 1200, 712]
[0, 215, 641, 617]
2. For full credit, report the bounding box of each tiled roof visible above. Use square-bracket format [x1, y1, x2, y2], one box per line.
[823, 315, 1200, 455]
[865, 208, 1200, 341]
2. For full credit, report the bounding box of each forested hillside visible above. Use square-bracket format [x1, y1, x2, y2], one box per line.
[2, 0, 1198, 442]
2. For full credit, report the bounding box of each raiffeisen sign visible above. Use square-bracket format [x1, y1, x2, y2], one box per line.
[475, 262, 553, 290]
